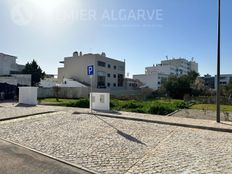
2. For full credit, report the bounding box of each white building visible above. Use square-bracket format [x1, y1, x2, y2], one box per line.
[58, 51, 125, 90]
[133, 57, 198, 90]
[133, 73, 168, 90]
[0, 53, 25, 75]
[123, 78, 143, 90]
[0, 53, 31, 86]
[145, 58, 198, 76]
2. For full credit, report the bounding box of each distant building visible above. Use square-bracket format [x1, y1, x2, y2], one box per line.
[0, 53, 31, 86]
[200, 74, 215, 89]
[215, 74, 232, 89]
[145, 57, 198, 76]
[123, 78, 143, 90]
[133, 57, 198, 90]
[133, 73, 168, 90]
[200, 74, 232, 90]
[58, 51, 125, 89]
[0, 53, 25, 75]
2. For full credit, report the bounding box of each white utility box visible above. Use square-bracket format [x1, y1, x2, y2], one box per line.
[19, 87, 38, 105]
[90, 92, 110, 111]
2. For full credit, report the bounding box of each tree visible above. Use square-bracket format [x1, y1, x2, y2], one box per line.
[22, 60, 45, 86]
[223, 79, 232, 100]
[163, 71, 200, 99]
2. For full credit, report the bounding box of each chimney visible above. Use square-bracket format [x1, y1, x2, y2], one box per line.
[101, 52, 106, 57]
[73, 51, 78, 57]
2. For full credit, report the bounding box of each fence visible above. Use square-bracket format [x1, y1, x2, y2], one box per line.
[38, 87, 90, 99]
[38, 87, 148, 99]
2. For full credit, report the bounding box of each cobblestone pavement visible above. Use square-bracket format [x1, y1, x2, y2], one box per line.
[0, 105, 55, 120]
[0, 102, 70, 120]
[171, 109, 232, 122]
[0, 108, 232, 173]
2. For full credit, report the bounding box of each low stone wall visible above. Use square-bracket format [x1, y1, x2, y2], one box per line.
[38, 87, 149, 99]
[38, 87, 90, 99]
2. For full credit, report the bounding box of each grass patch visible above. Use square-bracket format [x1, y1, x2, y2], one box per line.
[191, 104, 232, 112]
[110, 99, 189, 115]
[39, 98, 190, 115]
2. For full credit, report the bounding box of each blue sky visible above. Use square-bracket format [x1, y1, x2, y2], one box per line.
[0, 0, 231, 77]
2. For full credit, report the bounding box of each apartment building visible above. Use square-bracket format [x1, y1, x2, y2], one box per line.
[200, 74, 215, 89]
[214, 74, 232, 89]
[58, 52, 125, 89]
[145, 58, 198, 76]
[133, 57, 198, 90]
[0, 53, 25, 75]
[0, 53, 32, 86]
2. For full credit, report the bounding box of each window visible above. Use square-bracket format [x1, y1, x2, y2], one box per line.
[113, 65, 117, 70]
[97, 76, 106, 88]
[118, 65, 124, 71]
[113, 83, 116, 87]
[107, 83, 110, 87]
[108, 64, 111, 68]
[97, 71, 106, 88]
[118, 74, 124, 87]
[107, 73, 111, 77]
[113, 74, 116, 78]
[97, 61, 106, 67]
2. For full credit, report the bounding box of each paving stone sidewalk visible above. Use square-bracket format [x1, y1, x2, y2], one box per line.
[0, 139, 91, 174]
[171, 109, 232, 122]
[92, 110, 232, 132]
[0, 107, 232, 174]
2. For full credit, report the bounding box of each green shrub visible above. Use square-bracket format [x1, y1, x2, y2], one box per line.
[110, 101, 116, 108]
[176, 102, 190, 109]
[66, 98, 89, 108]
[122, 102, 142, 109]
[148, 104, 175, 115]
[130, 108, 146, 113]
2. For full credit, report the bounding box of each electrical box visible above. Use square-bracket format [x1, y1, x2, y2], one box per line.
[90, 92, 110, 111]
[19, 87, 38, 105]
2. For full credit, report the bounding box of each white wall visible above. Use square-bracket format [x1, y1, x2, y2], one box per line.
[90, 92, 110, 111]
[133, 74, 159, 90]
[0, 77, 18, 85]
[145, 65, 172, 75]
[19, 87, 38, 105]
[11, 74, 31, 86]
[0, 74, 31, 86]
[0, 53, 25, 75]
[60, 78, 87, 87]
[133, 73, 168, 90]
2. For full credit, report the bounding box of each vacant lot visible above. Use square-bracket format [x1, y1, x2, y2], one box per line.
[39, 98, 189, 115]
[191, 104, 232, 112]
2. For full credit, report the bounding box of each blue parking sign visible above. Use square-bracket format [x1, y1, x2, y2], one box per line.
[87, 65, 94, 76]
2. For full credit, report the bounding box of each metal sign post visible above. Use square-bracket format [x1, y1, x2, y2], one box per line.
[216, 0, 221, 123]
[90, 75, 93, 112]
[87, 65, 94, 113]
